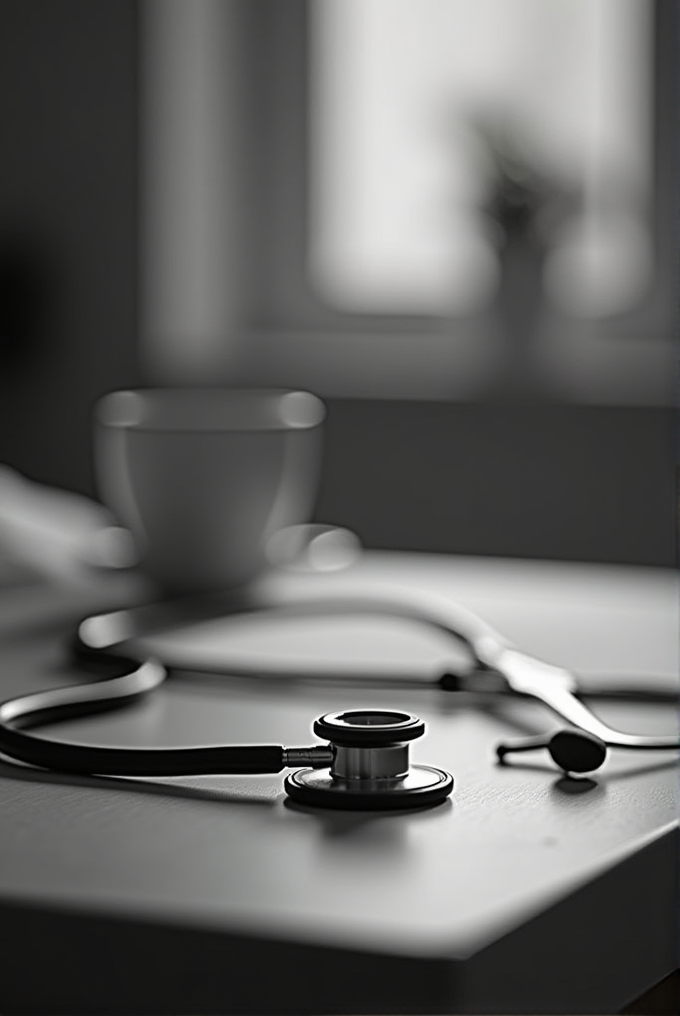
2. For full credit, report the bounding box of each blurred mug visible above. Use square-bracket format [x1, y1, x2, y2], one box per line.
[94, 388, 326, 595]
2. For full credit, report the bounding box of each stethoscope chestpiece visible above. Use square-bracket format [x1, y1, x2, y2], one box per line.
[284, 709, 454, 811]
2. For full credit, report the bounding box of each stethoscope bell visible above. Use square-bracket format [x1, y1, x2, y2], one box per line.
[284, 709, 454, 810]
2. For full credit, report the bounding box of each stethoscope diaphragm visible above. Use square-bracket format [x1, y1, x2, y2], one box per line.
[284, 764, 454, 810]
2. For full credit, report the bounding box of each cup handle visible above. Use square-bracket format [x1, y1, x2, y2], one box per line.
[265, 524, 363, 573]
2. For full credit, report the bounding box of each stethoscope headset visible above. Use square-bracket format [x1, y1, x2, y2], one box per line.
[0, 583, 677, 810]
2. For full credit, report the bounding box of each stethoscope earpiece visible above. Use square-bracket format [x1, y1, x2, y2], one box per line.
[284, 709, 454, 810]
[546, 729, 608, 773]
[496, 728, 608, 774]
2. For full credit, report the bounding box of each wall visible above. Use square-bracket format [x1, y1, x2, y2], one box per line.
[315, 399, 677, 568]
[0, 0, 142, 496]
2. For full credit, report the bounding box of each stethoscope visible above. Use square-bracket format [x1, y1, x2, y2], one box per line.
[0, 583, 677, 810]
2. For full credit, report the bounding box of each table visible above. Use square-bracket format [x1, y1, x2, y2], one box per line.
[0, 553, 677, 1014]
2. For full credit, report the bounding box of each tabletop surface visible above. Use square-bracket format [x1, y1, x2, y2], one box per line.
[0, 552, 678, 1011]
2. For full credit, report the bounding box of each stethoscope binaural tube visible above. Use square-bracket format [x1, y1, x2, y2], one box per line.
[76, 582, 679, 752]
[81, 583, 678, 764]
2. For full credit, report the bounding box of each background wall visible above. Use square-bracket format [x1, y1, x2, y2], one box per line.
[315, 400, 677, 568]
[0, 0, 142, 495]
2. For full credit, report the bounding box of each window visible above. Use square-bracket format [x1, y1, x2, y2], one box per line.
[140, 0, 676, 405]
[312, 0, 653, 320]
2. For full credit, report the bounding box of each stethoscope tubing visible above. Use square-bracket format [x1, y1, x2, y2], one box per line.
[83, 584, 678, 747]
[0, 584, 676, 780]
[0, 653, 295, 776]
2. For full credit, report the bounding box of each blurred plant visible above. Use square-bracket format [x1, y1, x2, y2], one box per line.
[462, 111, 581, 248]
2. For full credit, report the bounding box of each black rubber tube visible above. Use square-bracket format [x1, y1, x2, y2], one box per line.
[0, 725, 285, 776]
[0, 633, 286, 777]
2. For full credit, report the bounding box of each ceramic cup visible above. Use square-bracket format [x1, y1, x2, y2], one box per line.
[94, 388, 326, 595]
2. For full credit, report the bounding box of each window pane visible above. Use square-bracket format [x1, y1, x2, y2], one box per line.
[310, 0, 653, 318]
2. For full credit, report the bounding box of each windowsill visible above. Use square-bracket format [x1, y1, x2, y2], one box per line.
[149, 325, 676, 409]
